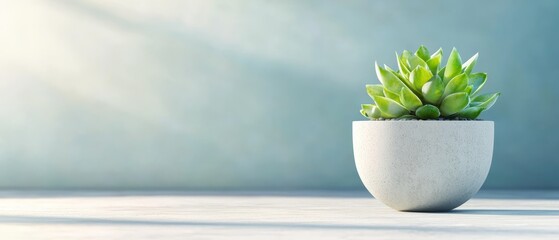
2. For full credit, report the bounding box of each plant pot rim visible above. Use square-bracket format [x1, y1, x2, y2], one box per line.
[353, 120, 494, 123]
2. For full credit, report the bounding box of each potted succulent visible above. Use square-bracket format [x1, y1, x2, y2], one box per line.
[353, 46, 500, 212]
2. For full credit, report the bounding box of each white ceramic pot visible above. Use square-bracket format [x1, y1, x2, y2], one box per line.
[352, 120, 494, 212]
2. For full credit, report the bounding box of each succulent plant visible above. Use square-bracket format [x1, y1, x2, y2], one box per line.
[361, 46, 500, 120]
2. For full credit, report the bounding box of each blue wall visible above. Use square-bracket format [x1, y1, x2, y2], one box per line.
[0, 0, 557, 189]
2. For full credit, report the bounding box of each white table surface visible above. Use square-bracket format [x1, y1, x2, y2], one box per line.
[0, 190, 557, 239]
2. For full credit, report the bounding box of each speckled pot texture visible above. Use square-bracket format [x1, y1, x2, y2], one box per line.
[353, 120, 494, 212]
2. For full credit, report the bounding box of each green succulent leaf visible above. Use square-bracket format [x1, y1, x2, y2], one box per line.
[468, 72, 487, 96]
[360, 104, 371, 118]
[443, 73, 468, 97]
[456, 106, 483, 120]
[421, 75, 444, 104]
[402, 50, 412, 62]
[399, 87, 423, 111]
[443, 47, 463, 83]
[408, 55, 429, 70]
[361, 104, 382, 119]
[430, 48, 443, 59]
[385, 64, 402, 78]
[426, 51, 442, 75]
[440, 92, 470, 116]
[383, 88, 401, 103]
[366, 84, 384, 99]
[415, 45, 430, 61]
[462, 53, 479, 75]
[471, 92, 500, 110]
[410, 66, 433, 91]
[437, 66, 446, 79]
[372, 96, 409, 118]
[400, 50, 413, 72]
[396, 52, 410, 78]
[385, 64, 413, 89]
[375, 62, 406, 93]
[360, 109, 367, 118]
[464, 85, 473, 94]
[415, 104, 441, 119]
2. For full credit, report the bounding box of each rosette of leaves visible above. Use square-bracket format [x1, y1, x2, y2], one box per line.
[360, 46, 500, 120]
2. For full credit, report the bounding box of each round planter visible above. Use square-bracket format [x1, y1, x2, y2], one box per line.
[352, 120, 494, 212]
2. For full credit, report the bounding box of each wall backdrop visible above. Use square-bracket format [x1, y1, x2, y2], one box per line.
[0, 0, 558, 189]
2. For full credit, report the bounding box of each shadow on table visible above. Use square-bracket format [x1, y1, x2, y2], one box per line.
[474, 190, 559, 200]
[0, 190, 372, 199]
[0, 215, 558, 235]
[0, 190, 557, 200]
[451, 209, 559, 216]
